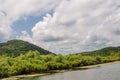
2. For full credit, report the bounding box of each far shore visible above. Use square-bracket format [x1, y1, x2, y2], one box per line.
[2, 61, 120, 80]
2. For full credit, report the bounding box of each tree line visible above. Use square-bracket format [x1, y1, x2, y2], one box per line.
[0, 50, 120, 78]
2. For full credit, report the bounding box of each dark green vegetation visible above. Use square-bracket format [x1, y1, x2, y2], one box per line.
[0, 40, 120, 78]
[0, 40, 53, 56]
[0, 49, 120, 78]
[82, 47, 120, 56]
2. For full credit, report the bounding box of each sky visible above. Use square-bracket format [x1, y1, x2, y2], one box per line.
[0, 0, 120, 54]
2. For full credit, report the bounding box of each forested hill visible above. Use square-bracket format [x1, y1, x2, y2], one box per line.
[0, 39, 54, 56]
[80, 47, 120, 56]
[0, 41, 120, 78]
[0, 39, 120, 57]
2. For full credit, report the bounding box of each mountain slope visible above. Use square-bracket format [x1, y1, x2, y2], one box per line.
[0, 39, 54, 56]
[81, 47, 120, 56]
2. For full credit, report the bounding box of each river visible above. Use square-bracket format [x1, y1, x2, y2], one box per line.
[21, 62, 120, 80]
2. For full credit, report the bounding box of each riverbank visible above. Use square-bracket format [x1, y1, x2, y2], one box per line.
[2, 61, 120, 80]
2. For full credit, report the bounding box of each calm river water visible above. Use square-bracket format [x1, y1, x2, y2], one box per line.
[21, 62, 120, 80]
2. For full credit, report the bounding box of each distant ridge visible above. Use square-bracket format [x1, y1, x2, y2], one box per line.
[0, 39, 54, 56]
[79, 46, 120, 56]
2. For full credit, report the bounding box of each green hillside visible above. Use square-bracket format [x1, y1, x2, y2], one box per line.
[0, 39, 54, 56]
[80, 47, 120, 56]
[0, 43, 120, 78]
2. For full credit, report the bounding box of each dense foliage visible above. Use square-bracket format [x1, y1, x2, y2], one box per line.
[0, 40, 54, 56]
[0, 50, 120, 78]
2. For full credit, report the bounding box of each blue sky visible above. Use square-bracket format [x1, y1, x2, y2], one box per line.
[12, 16, 41, 37]
[0, 0, 120, 54]
[12, 10, 54, 37]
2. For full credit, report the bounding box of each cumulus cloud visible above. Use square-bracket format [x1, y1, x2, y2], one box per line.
[17, 31, 34, 43]
[1, 0, 119, 54]
[22, 0, 120, 54]
[0, 0, 60, 41]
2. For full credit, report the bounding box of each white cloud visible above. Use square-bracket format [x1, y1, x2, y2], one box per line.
[0, 11, 12, 40]
[17, 31, 33, 43]
[23, 0, 120, 54]
[0, 0, 61, 41]
[1, 0, 120, 54]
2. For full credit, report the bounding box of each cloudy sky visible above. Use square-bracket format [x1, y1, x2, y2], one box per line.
[0, 0, 120, 54]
